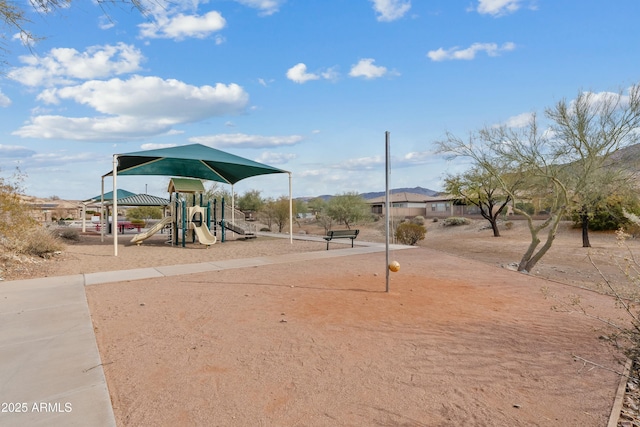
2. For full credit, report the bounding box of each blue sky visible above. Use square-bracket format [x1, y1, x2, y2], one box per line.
[1, 0, 639, 200]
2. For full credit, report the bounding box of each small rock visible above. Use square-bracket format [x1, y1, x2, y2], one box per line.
[140, 303, 145, 306]
[513, 404, 521, 409]
[280, 319, 287, 323]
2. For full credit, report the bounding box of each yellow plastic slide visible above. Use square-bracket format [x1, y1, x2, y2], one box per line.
[130, 216, 173, 246]
[186, 206, 217, 246]
[190, 222, 217, 246]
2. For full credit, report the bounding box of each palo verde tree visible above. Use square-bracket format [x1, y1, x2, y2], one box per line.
[438, 114, 570, 273]
[442, 165, 523, 237]
[438, 83, 640, 271]
[545, 85, 640, 247]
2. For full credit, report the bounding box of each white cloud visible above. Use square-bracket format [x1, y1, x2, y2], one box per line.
[0, 90, 11, 107]
[38, 76, 248, 121]
[370, 0, 411, 22]
[286, 63, 320, 84]
[12, 115, 175, 141]
[427, 42, 516, 61]
[99, 16, 116, 30]
[8, 43, 144, 87]
[336, 156, 384, 171]
[189, 133, 304, 148]
[138, 11, 226, 40]
[320, 67, 340, 82]
[234, 0, 285, 16]
[502, 112, 533, 128]
[0, 144, 36, 157]
[14, 76, 249, 140]
[349, 58, 388, 79]
[474, 0, 537, 16]
[255, 152, 297, 165]
[286, 63, 338, 84]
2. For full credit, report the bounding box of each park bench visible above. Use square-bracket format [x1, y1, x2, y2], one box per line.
[323, 229, 359, 250]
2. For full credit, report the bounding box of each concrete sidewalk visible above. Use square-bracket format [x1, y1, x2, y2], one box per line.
[0, 238, 414, 427]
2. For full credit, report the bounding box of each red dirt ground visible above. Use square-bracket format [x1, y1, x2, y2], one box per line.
[86, 244, 624, 426]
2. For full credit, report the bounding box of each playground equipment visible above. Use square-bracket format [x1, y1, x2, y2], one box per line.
[130, 216, 173, 246]
[187, 206, 216, 246]
[128, 177, 256, 247]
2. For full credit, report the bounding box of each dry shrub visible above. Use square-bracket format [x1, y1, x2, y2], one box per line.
[395, 222, 426, 246]
[443, 217, 469, 227]
[0, 171, 37, 245]
[8, 227, 65, 257]
[57, 228, 80, 242]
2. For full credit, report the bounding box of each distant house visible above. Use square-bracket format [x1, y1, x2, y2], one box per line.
[367, 193, 484, 219]
[20, 195, 83, 222]
[367, 192, 432, 218]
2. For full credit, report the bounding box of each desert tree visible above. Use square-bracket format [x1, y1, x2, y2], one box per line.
[1, 0, 148, 57]
[438, 114, 570, 273]
[442, 165, 523, 237]
[438, 83, 640, 271]
[237, 189, 264, 213]
[260, 196, 293, 232]
[545, 85, 640, 247]
[326, 192, 370, 230]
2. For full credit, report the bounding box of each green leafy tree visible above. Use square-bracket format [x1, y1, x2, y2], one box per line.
[443, 166, 522, 237]
[126, 206, 163, 220]
[438, 83, 640, 272]
[260, 196, 293, 232]
[294, 199, 308, 217]
[438, 115, 569, 273]
[571, 192, 640, 231]
[307, 197, 326, 216]
[237, 189, 264, 212]
[546, 86, 640, 247]
[326, 192, 370, 230]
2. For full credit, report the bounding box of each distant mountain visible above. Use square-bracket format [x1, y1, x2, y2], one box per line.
[359, 186, 440, 200]
[299, 186, 440, 201]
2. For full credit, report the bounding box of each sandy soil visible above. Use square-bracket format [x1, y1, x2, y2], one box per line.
[5, 220, 638, 426]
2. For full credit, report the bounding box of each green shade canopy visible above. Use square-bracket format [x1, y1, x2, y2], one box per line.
[104, 143, 288, 184]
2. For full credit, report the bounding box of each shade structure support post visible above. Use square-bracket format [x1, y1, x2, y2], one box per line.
[231, 184, 235, 238]
[385, 131, 390, 293]
[289, 173, 293, 244]
[221, 197, 226, 242]
[81, 203, 86, 233]
[100, 177, 105, 242]
[112, 155, 119, 256]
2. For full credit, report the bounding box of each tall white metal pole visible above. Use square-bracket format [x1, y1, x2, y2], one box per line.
[100, 177, 105, 242]
[385, 131, 390, 293]
[113, 155, 119, 257]
[289, 172, 293, 244]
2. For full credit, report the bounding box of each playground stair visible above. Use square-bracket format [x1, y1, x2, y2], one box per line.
[223, 220, 256, 239]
